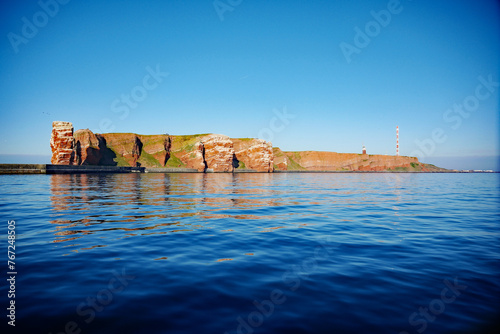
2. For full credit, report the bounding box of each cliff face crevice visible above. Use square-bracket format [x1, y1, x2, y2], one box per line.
[185, 141, 207, 172]
[138, 135, 172, 166]
[99, 133, 143, 167]
[50, 122, 437, 172]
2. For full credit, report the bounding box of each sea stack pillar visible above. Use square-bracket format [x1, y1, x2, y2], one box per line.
[50, 121, 75, 165]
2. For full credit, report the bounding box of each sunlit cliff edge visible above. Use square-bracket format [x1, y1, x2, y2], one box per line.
[50, 121, 447, 172]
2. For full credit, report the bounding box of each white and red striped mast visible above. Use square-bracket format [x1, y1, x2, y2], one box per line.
[396, 126, 399, 156]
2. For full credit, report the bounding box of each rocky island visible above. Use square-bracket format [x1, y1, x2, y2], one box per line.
[49, 121, 445, 173]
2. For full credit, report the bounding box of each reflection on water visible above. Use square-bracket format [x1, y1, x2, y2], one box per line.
[49, 173, 294, 249]
[48, 173, 412, 255]
[6, 172, 500, 333]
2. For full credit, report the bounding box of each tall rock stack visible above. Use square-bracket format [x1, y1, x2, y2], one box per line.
[50, 121, 75, 165]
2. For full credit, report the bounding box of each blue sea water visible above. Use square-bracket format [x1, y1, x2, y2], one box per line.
[0, 173, 499, 334]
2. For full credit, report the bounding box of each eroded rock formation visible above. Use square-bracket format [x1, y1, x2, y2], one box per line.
[272, 147, 289, 170]
[201, 135, 235, 172]
[99, 133, 142, 167]
[50, 121, 437, 172]
[50, 121, 75, 165]
[74, 129, 104, 165]
[274, 150, 429, 172]
[233, 139, 274, 172]
[138, 135, 172, 166]
[186, 142, 206, 172]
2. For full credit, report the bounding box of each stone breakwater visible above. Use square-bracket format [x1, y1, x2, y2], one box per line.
[49, 121, 443, 172]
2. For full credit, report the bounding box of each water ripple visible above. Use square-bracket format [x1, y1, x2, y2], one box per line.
[0, 173, 498, 333]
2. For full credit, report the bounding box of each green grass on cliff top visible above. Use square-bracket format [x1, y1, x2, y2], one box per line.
[272, 148, 284, 157]
[139, 135, 169, 147]
[171, 134, 210, 141]
[171, 134, 209, 153]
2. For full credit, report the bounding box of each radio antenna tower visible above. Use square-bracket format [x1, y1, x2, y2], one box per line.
[396, 126, 399, 156]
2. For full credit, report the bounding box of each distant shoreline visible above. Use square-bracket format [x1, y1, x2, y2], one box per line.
[0, 164, 497, 174]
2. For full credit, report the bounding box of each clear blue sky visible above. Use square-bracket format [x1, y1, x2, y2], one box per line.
[1, 0, 499, 170]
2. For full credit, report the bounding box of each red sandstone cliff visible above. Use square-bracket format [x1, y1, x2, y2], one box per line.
[138, 135, 172, 166]
[201, 135, 235, 172]
[273, 148, 437, 172]
[50, 122, 442, 172]
[170, 135, 273, 172]
[188, 142, 206, 172]
[232, 138, 274, 172]
[100, 133, 142, 167]
[74, 129, 104, 165]
[50, 121, 75, 165]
